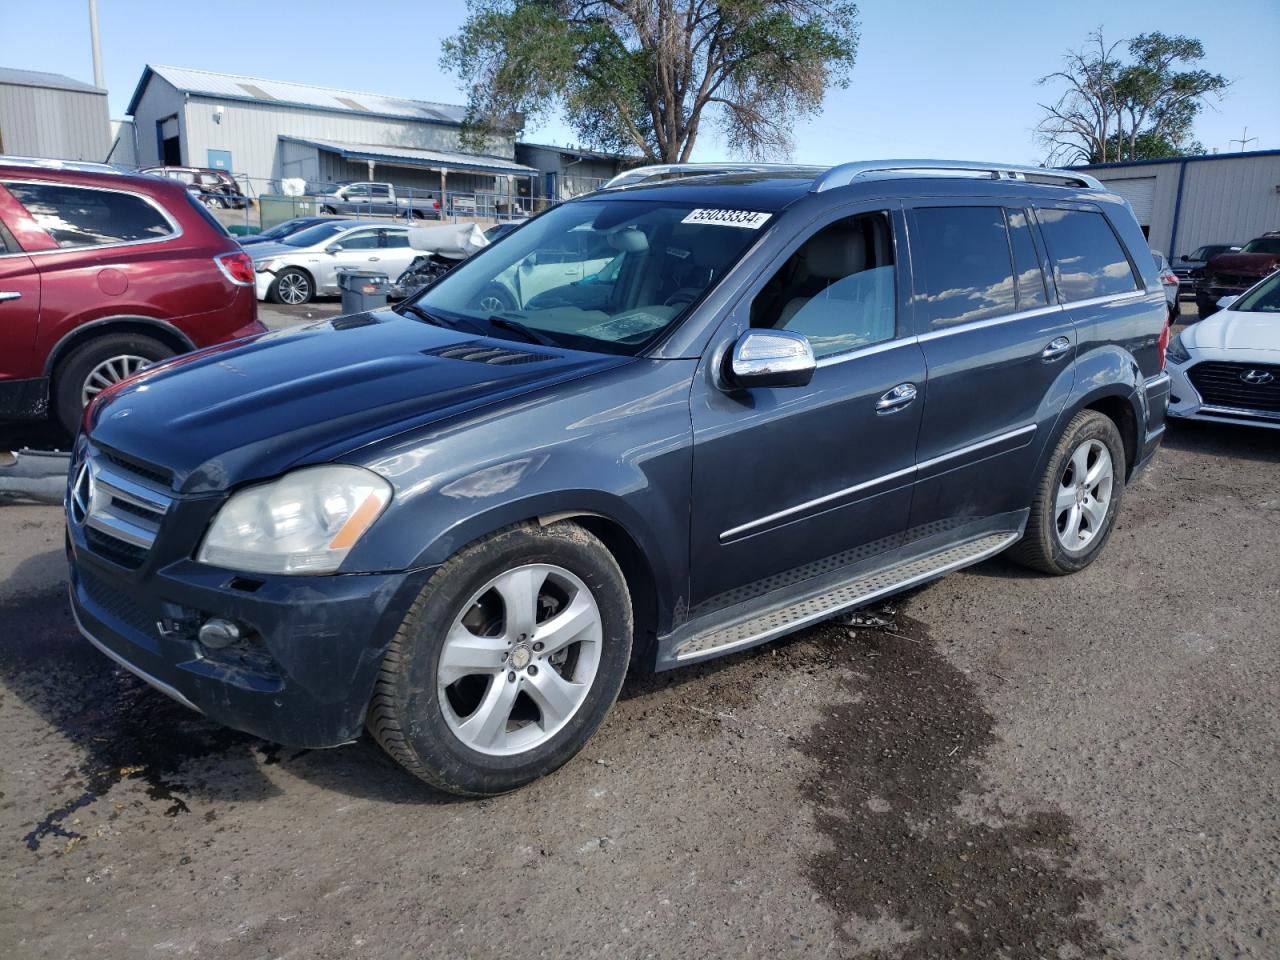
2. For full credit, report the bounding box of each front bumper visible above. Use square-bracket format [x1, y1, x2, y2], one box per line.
[67, 526, 433, 747]
[254, 269, 275, 301]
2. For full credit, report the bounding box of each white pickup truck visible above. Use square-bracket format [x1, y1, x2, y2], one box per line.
[317, 182, 438, 219]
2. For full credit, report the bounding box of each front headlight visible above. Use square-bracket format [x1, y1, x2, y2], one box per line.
[1167, 333, 1191, 365]
[255, 258, 283, 273]
[197, 465, 392, 574]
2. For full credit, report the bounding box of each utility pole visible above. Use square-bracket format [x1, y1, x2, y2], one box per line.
[1228, 127, 1258, 153]
[88, 0, 104, 89]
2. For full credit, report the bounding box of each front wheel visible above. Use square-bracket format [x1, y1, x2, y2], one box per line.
[267, 268, 313, 305]
[368, 522, 632, 796]
[1009, 410, 1126, 575]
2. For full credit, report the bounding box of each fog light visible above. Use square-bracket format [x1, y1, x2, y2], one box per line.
[198, 617, 242, 649]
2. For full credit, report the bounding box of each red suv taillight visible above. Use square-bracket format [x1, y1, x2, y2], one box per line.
[215, 251, 255, 286]
[1157, 317, 1171, 370]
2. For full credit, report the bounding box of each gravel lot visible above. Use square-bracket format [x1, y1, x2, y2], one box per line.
[1, 304, 1277, 959]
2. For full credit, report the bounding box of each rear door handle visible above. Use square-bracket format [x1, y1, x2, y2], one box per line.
[1041, 336, 1072, 361]
[0, 291, 21, 303]
[876, 382, 918, 413]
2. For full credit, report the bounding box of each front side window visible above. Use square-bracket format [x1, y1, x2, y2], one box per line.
[1234, 271, 1280, 314]
[908, 206, 1017, 329]
[4, 182, 173, 248]
[413, 199, 768, 355]
[749, 212, 896, 358]
[1036, 208, 1139, 302]
[343, 184, 370, 198]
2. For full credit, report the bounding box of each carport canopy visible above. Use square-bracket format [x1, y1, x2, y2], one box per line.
[279, 136, 538, 181]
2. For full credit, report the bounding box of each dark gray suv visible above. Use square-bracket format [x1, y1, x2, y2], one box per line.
[66, 160, 1171, 795]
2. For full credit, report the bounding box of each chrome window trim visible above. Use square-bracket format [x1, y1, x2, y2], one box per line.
[0, 178, 183, 257]
[915, 423, 1037, 473]
[915, 304, 1064, 344]
[814, 335, 917, 368]
[1058, 290, 1148, 310]
[720, 464, 917, 542]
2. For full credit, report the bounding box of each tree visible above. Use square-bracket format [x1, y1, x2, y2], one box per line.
[1036, 30, 1228, 165]
[442, 1, 860, 163]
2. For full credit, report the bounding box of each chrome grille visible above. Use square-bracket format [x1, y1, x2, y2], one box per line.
[1187, 361, 1280, 414]
[73, 451, 174, 567]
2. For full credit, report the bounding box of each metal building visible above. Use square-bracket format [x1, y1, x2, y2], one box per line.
[515, 143, 632, 202]
[125, 64, 536, 197]
[1075, 150, 1280, 259]
[0, 67, 111, 161]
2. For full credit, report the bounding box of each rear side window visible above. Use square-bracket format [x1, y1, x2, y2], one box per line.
[381, 230, 410, 248]
[1036, 208, 1139, 302]
[908, 206, 1016, 329]
[4, 182, 173, 248]
[184, 193, 231, 236]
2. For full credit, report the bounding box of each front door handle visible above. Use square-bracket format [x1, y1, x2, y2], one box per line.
[368, 256, 380, 262]
[0, 291, 22, 303]
[876, 382, 918, 413]
[1041, 336, 1072, 361]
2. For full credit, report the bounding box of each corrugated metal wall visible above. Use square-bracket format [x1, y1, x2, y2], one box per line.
[129, 74, 186, 169]
[1089, 155, 1280, 258]
[0, 82, 111, 161]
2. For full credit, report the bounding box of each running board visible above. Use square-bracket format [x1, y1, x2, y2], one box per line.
[674, 531, 1019, 662]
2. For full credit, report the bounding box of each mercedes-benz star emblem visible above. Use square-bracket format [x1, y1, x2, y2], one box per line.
[70, 462, 94, 525]
[1239, 369, 1275, 385]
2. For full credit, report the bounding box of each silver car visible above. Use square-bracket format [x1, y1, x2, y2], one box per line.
[252, 220, 420, 304]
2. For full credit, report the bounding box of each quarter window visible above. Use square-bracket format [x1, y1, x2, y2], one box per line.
[4, 182, 173, 248]
[1036, 208, 1139, 302]
[749, 212, 897, 359]
[908, 206, 1016, 329]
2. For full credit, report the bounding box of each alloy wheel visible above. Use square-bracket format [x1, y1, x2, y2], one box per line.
[1054, 439, 1114, 552]
[81, 354, 152, 406]
[438, 563, 602, 756]
[278, 273, 310, 305]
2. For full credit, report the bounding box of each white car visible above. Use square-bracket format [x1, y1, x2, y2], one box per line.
[251, 220, 419, 304]
[1167, 270, 1280, 429]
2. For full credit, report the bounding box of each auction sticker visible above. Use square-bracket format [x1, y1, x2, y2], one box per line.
[681, 208, 771, 229]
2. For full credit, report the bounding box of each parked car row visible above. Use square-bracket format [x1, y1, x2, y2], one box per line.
[142, 165, 252, 210]
[1196, 231, 1280, 318]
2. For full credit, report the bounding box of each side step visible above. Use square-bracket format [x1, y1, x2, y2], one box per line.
[674, 531, 1019, 662]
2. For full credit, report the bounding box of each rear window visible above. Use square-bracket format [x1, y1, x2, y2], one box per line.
[908, 206, 1017, 329]
[4, 182, 175, 248]
[1036, 208, 1139, 302]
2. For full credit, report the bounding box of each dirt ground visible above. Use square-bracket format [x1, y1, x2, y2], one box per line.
[1, 306, 1277, 959]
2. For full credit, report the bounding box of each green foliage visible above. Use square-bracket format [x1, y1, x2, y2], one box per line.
[442, 1, 860, 162]
[1037, 30, 1228, 165]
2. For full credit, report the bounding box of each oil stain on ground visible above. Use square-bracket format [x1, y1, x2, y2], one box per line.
[796, 612, 1106, 959]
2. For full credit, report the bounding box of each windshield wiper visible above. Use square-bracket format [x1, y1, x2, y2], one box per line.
[398, 302, 487, 335]
[487, 314, 560, 347]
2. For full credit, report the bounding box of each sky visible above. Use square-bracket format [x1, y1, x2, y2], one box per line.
[5, 0, 1278, 166]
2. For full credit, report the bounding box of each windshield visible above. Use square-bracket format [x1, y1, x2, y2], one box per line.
[1240, 237, 1280, 255]
[411, 199, 769, 355]
[282, 221, 353, 248]
[1233, 271, 1280, 314]
[1191, 245, 1230, 260]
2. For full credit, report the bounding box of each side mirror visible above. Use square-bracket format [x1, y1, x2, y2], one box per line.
[1216, 295, 1239, 309]
[727, 329, 816, 389]
[1180, 254, 1190, 262]
[327, 243, 344, 253]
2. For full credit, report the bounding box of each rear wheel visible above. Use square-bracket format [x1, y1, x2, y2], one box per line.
[1009, 410, 1126, 575]
[368, 522, 632, 796]
[268, 268, 313, 305]
[53, 332, 174, 436]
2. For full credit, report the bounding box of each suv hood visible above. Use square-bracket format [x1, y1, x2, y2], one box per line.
[88, 311, 630, 493]
[1183, 308, 1280, 353]
[1208, 252, 1280, 278]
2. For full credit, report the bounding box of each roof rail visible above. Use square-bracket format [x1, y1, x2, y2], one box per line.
[602, 162, 813, 189]
[811, 159, 1104, 192]
[0, 155, 125, 174]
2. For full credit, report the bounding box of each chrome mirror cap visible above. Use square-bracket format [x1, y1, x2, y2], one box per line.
[728, 329, 816, 389]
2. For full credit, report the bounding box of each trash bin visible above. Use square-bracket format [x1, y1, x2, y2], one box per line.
[337, 270, 390, 313]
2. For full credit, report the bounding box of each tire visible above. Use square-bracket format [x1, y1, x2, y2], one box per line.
[368, 521, 632, 796]
[471, 284, 516, 314]
[267, 268, 313, 305]
[1009, 410, 1127, 575]
[53, 332, 175, 437]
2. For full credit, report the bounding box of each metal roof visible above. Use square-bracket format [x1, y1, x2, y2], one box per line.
[127, 65, 468, 125]
[1073, 149, 1280, 171]
[0, 67, 106, 95]
[280, 137, 538, 178]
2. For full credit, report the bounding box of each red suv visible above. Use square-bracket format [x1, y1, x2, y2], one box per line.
[0, 158, 264, 436]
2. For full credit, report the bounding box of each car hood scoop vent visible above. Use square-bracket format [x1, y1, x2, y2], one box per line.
[423, 343, 553, 365]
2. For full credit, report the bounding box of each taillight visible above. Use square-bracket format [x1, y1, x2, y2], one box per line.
[1163, 272, 1178, 285]
[1157, 317, 1171, 370]
[215, 251, 255, 286]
